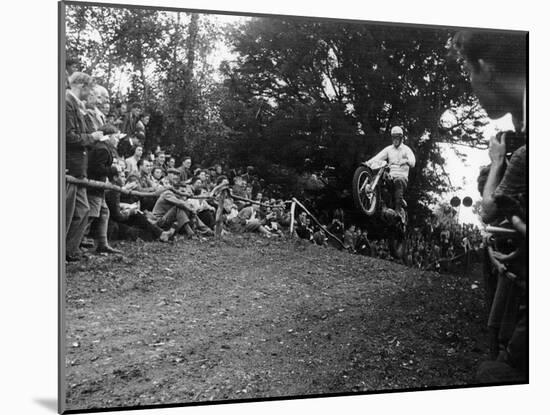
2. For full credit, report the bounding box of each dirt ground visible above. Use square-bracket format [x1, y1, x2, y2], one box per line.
[64, 234, 489, 411]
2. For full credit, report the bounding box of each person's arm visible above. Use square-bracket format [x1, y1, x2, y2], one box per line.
[367, 147, 388, 164]
[88, 147, 118, 180]
[405, 146, 416, 168]
[105, 191, 130, 222]
[163, 191, 197, 212]
[481, 134, 507, 224]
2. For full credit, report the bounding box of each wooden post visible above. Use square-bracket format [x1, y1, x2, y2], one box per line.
[215, 190, 227, 239]
[289, 201, 296, 237]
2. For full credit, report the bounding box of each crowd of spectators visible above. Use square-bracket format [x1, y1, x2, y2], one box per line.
[65, 64, 305, 261]
[293, 210, 483, 272]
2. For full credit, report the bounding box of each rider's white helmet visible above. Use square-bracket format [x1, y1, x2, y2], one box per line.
[391, 126, 404, 136]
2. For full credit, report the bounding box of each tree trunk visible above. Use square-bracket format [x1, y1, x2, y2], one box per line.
[178, 13, 199, 153]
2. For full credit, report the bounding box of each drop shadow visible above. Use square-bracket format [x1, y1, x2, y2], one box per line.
[34, 398, 57, 412]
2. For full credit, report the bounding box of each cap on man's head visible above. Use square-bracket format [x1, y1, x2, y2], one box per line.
[391, 126, 404, 136]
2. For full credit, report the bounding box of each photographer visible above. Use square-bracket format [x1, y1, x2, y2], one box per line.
[453, 29, 526, 383]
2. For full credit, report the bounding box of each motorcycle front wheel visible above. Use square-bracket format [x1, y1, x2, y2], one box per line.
[352, 165, 379, 216]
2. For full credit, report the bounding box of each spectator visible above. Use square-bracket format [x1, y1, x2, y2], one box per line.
[151, 168, 198, 238]
[65, 72, 103, 261]
[226, 204, 274, 238]
[66, 57, 80, 76]
[93, 85, 109, 126]
[154, 150, 166, 172]
[136, 113, 150, 145]
[106, 169, 175, 242]
[166, 157, 176, 170]
[453, 29, 527, 383]
[125, 146, 143, 176]
[151, 167, 164, 186]
[137, 159, 160, 193]
[178, 156, 192, 183]
[187, 179, 216, 230]
[122, 102, 142, 138]
[86, 124, 123, 254]
[295, 212, 313, 241]
[356, 229, 372, 256]
[312, 229, 328, 247]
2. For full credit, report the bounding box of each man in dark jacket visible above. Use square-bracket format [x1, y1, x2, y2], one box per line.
[87, 124, 122, 254]
[65, 72, 103, 261]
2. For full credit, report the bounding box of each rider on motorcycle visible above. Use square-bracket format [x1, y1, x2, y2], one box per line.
[366, 126, 416, 223]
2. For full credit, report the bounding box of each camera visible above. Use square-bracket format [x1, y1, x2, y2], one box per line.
[498, 130, 526, 158]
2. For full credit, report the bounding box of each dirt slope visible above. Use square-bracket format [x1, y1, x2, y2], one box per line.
[64, 235, 488, 411]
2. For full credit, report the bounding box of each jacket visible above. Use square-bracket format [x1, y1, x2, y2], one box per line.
[65, 90, 95, 178]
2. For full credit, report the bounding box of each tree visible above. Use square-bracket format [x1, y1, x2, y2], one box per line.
[220, 17, 477, 222]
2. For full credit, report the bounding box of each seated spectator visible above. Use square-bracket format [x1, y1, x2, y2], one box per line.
[125, 145, 142, 175]
[151, 166, 165, 186]
[106, 169, 175, 242]
[226, 204, 273, 237]
[356, 229, 372, 256]
[312, 228, 328, 247]
[231, 176, 248, 209]
[151, 169, 199, 238]
[166, 156, 176, 170]
[178, 156, 192, 183]
[137, 158, 164, 211]
[154, 150, 166, 172]
[295, 212, 313, 241]
[343, 225, 357, 252]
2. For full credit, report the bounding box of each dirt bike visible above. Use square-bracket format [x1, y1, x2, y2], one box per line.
[352, 159, 407, 259]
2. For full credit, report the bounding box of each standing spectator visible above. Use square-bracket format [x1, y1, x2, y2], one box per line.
[65, 72, 103, 261]
[86, 125, 122, 254]
[122, 103, 142, 138]
[453, 29, 527, 383]
[92, 85, 109, 126]
[135, 113, 150, 146]
[65, 57, 80, 76]
[125, 146, 143, 176]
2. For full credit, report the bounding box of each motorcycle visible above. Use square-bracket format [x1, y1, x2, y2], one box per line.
[352, 159, 407, 259]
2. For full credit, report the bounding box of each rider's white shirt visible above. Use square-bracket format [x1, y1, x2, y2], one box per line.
[369, 143, 416, 179]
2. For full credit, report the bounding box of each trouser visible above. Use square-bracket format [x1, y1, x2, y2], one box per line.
[109, 212, 164, 241]
[198, 210, 216, 229]
[156, 207, 190, 233]
[127, 212, 164, 239]
[66, 183, 90, 255]
[88, 196, 110, 248]
[392, 176, 408, 211]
